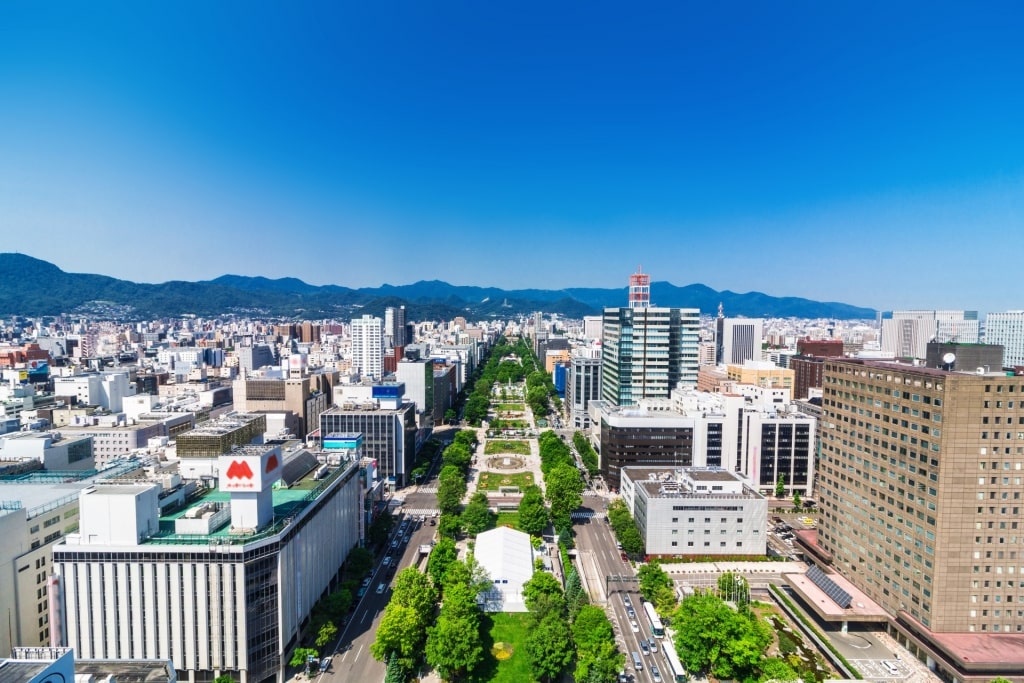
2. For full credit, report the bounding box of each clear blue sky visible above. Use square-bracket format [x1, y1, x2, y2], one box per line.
[1, 1, 1022, 313]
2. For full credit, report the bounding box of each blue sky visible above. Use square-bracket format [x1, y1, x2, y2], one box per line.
[1, 2, 1022, 313]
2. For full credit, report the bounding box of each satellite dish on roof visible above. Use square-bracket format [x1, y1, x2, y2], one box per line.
[942, 352, 956, 365]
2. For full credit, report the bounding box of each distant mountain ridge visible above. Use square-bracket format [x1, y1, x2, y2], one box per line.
[0, 253, 876, 320]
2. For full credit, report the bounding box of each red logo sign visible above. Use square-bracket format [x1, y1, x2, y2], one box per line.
[226, 460, 254, 479]
[265, 454, 279, 473]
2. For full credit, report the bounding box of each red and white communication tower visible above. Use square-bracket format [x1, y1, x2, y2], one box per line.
[628, 265, 650, 309]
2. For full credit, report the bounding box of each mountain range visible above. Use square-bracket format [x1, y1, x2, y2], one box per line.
[0, 253, 876, 320]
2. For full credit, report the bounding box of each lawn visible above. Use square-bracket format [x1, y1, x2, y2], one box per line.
[491, 403, 525, 411]
[484, 440, 532, 455]
[495, 512, 520, 529]
[467, 612, 533, 683]
[477, 470, 535, 491]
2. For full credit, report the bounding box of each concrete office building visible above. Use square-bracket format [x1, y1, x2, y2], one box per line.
[232, 376, 327, 438]
[237, 344, 276, 373]
[395, 358, 434, 428]
[351, 315, 384, 380]
[53, 372, 135, 412]
[601, 307, 700, 406]
[567, 350, 602, 430]
[984, 311, 1024, 368]
[319, 385, 417, 487]
[716, 318, 764, 365]
[925, 342, 1005, 374]
[175, 413, 267, 459]
[53, 446, 362, 683]
[619, 467, 767, 557]
[818, 358, 1024, 681]
[0, 457, 151, 657]
[881, 310, 980, 361]
[589, 386, 815, 493]
[726, 361, 794, 391]
[384, 306, 407, 349]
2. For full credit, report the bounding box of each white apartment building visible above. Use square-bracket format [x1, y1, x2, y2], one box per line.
[985, 310, 1024, 367]
[620, 467, 767, 557]
[350, 315, 384, 380]
[716, 317, 764, 365]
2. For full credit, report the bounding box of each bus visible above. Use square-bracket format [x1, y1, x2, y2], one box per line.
[642, 601, 665, 639]
[662, 640, 688, 683]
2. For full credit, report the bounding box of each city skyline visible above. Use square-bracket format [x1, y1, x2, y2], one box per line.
[2, 3, 1022, 313]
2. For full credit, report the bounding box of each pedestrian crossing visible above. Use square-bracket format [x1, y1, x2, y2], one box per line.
[417, 487, 438, 494]
[583, 490, 602, 497]
[570, 510, 606, 520]
[402, 508, 440, 517]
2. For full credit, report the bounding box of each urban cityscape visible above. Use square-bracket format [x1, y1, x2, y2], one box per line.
[3, 4, 1023, 683]
[1, 261, 1023, 683]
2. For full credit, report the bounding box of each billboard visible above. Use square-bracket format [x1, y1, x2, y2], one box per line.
[372, 383, 404, 400]
[218, 447, 282, 493]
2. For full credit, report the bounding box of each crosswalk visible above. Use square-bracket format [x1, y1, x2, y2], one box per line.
[416, 487, 438, 494]
[570, 510, 606, 520]
[402, 508, 440, 517]
[582, 490, 602, 497]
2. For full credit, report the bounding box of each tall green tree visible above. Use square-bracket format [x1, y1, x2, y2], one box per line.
[384, 653, 405, 683]
[425, 614, 484, 682]
[518, 484, 549, 536]
[793, 490, 802, 509]
[315, 620, 338, 648]
[437, 465, 467, 515]
[392, 568, 438, 622]
[545, 462, 584, 528]
[525, 612, 574, 683]
[460, 491, 494, 535]
[672, 590, 771, 680]
[427, 536, 458, 587]
[370, 605, 426, 674]
[638, 561, 673, 604]
[775, 473, 786, 498]
[442, 441, 472, 472]
[289, 647, 319, 668]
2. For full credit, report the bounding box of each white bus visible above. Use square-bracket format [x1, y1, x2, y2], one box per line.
[643, 601, 665, 638]
[662, 640, 688, 683]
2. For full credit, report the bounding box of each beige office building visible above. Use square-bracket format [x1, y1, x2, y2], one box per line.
[819, 358, 1024, 682]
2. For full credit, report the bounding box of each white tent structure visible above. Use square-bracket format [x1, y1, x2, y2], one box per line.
[474, 526, 535, 612]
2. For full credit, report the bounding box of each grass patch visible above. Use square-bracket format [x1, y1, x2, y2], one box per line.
[492, 403, 525, 411]
[484, 440, 532, 455]
[478, 471, 535, 491]
[495, 512, 520, 529]
[467, 612, 533, 683]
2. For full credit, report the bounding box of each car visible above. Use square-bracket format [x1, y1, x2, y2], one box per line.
[403, 535, 411, 543]
[620, 552, 629, 562]
[356, 586, 367, 598]
[361, 577, 372, 588]
[639, 640, 650, 656]
[383, 556, 392, 566]
[391, 539, 399, 549]
[650, 664, 663, 683]
[623, 595, 632, 608]
[429, 518, 436, 526]
[648, 638, 658, 653]
[376, 583, 387, 594]
[627, 607, 636, 619]
[630, 619, 639, 633]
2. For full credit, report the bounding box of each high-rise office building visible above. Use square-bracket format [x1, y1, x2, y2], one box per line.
[818, 358, 1024, 681]
[351, 315, 384, 379]
[716, 317, 764, 365]
[600, 306, 700, 405]
[567, 349, 602, 430]
[881, 310, 980, 360]
[384, 306, 407, 349]
[985, 311, 1024, 367]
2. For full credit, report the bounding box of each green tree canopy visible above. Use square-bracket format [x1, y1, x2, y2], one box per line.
[523, 571, 566, 620]
[518, 484, 549, 537]
[315, 620, 338, 649]
[370, 604, 426, 674]
[461, 491, 494, 536]
[545, 462, 584, 528]
[425, 613, 484, 682]
[437, 465, 467, 515]
[427, 536, 458, 587]
[525, 612, 573, 683]
[442, 441, 472, 472]
[638, 561, 674, 604]
[717, 571, 750, 609]
[672, 590, 772, 680]
[392, 568, 438, 623]
[289, 647, 319, 668]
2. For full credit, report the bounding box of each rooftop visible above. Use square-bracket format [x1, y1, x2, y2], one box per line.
[783, 568, 889, 622]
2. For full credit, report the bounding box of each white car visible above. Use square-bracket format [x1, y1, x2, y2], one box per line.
[630, 620, 639, 633]
[383, 556, 392, 567]
[376, 583, 387, 594]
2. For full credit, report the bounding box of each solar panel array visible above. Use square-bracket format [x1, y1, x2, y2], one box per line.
[806, 565, 853, 609]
